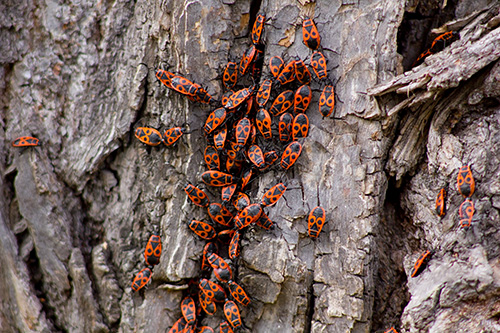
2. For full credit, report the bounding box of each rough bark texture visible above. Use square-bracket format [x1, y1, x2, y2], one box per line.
[1, 0, 499, 332]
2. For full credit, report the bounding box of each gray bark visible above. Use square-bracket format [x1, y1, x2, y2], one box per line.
[1, 0, 499, 332]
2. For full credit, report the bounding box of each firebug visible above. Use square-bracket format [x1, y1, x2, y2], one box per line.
[144, 233, 162, 266]
[281, 141, 302, 170]
[269, 56, 284, 78]
[233, 192, 251, 211]
[135, 127, 163, 146]
[457, 165, 475, 198]
[459, 199, 474, 229]
[213, 125, 228, 150]
[256, 79, 272, 107]
[223, 62, 238, 90]
[278, 113, 293, 142]
[163, 126, 185, 146]
[207, 253, 233, 282]
[131, 267, 152, 291]
[435, 188, 446, 217]
[319, 85, 335, 117]
[410, 250, 433, 278]
[204, 146, 220, 171]
[294, 58, 311, 84]
[247, 145, 265, 168]
[270, 90, 294, 116]
[228, 231, 241, 259]
[188, 220, 216, 240]
[292, 113, 309, 140]
[228, 280, 250, 306]
[276, 60, 296, 85]
[204, 108, 227, 134]
[12, 136, 41, 147]
[184, 183, 210, 208]
[201, 170, 234, 187]
[251, 13, 266, 45]
[302, 17, 321, 50]
[308, 206, 326, 238]
[261, 183, 287, 207]
[255, 211, 274, 230]
[311, 51, 327, 79]
[181, 296, 196, 324]
[255, 108, 273, 139]
[235, 118, 252, 149]
[224, 300, 242, 328]
[208, 202, 234, 227]
[221, 184, 237, 203]
[234, 203, 262, 229]
[294, 84, 312, 114]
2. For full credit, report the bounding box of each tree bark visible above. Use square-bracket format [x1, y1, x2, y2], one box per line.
[1, 0, 499, 332]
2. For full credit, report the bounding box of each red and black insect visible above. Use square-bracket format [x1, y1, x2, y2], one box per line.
[213, 125, 228, 151]
[12, 136, 41, 147]
[255, 211, 274, 230]
[435, 188, 446, 217]
[181, 296, 196, 324]
[198, 326, 214, 333]
[319, 85, 335, 117]
[410, 250, 433, 278]
[224, 86, 255, 110]
[208, 202, 234, 227]
[207, 253, 233, 282]
[188, 220, 216, 240]
[163, 126, 185, 146]
[247, 145, 265, 168]
[262, 150, 279, 170]
[294, 58, 311, 84]
[168, 316, 188, 333]
[224, 300, 242, 329]
[251, 47, 265, 81]
[220, 321, 234, 333]
[269, 55, 284, 78]
[156, 69, 175, 89]
[240, 169, 252, 189]
[292, 113, 309, 140]
[170, 75, 198, 97]
[310, 51, 327, 79]
[276, 60, 296, 85]
[308, 206, 326, 238]
[223, 61, 238, 90]
[199, 291, 217, 315]
[144, 233, 162, 266]
[235, 203, 263, 229]
[302, 17, 321, 50]
[457, 165, 475, 198]
[184, 183, 210, 208]
[384, 327, 399, 333]
[251, 13, 266, 45]
[204, 146, 220, 171]
[201, 171, 234, 187]
[239, 45, 257, 76]
[226, 157, 243, 175]
[294, 84, 312, 114]
[459, 199, 474, 229]
[199, 278, 227, 302]
[270, 90, 294, 116]
[228, 231, 241, 259]
[202, 242, 218, 271]
[204, 108, 227, 134]
[221, 184, 237, 203]
[233, 192, 251, 211]
[131, 267, 152, 291]
[278, 113, 293, 142]
[228, 280, 250, 306]
[217, 229, 236, 244]
[261, 183, 287, 207]
[256, 79, 272, 107]
[255, 108, 273, 140]
[235, 118, 252, 149]
[413, 31, 459, 67]
[135, 127, 163, 146]
[193, 85, 216, 104]
[221, 90, 233, 107]
[281, 141, 302, 170]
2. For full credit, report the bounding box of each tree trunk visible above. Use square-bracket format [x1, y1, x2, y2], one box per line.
[1, 0, 499, 332]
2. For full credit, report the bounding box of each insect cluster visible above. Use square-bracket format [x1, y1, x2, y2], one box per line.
[130, 13, 334, 332]
[411, 165, 476, 274]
